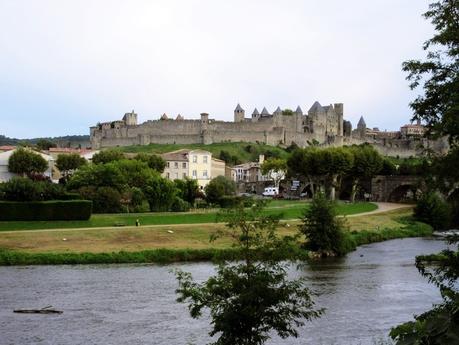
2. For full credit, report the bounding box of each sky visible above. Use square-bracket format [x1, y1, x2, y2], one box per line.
[0, 0, 433, 138]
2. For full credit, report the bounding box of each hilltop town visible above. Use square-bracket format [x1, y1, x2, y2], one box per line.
[90, 102, 448, 157]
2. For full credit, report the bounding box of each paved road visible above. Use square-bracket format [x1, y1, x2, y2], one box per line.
[0, 202, 412, 234]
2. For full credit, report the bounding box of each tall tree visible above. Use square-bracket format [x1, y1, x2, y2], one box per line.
[8, 148, 48, 177]
[391, 2, 459, 343]
[55, 153, 87, 179]
[348, 145, 383, 202]
[92, 149, 125, 164]
[318, 147, 353, 200]
[175, 202, 322, 345]
[134, 153, 166, 173]
[261, 158, 286, 188]
[402, 0, 459, 144]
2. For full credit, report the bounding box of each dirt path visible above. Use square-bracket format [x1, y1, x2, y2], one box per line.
[0, 203, 411, 235]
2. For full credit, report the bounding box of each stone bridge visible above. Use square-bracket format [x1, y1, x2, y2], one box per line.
[371, 175, 423, 202]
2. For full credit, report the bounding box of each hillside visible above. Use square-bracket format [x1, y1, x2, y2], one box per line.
[117, 142, 290, 164]
[0, 134, 90, 148]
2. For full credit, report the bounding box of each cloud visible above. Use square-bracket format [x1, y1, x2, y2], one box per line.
[0, 0, 433, 137]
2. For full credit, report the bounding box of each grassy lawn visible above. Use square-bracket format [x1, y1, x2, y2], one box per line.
[0, 201, 376, 232]
[117, 142, 289, 163]
[0, 207, 411, 254]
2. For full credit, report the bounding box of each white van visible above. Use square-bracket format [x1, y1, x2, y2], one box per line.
[262, 186, 279, 196]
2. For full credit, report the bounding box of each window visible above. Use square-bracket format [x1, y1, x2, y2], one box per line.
[166, 162, 170, 168]
[203, 155, 208, 163]
[192, 170, 197, 178]
[166, 172, 170, 179]
[182, 162, 186, 168]
[193, 155, 197, 163]
[203, 170, 208, 178]
[174, 162, 178, 169]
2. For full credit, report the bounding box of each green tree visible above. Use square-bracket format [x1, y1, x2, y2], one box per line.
[55, 153, 87, 178]
[109, 159, 156, 188]
[300, 193, 347, 255]
[348, 145, 383, 202]
[174, 178, 199, 204]
[35, 139, 57, 151]
[134, 153, 166, 172]
[175, 202, 322, 345]
[144, 175, 177, 211]
[204, 176, 236, 205]
[67, 163, 126, 192]
[414, 192, 451, 230]
[402, 0, 459, 144]
[318, 147, 354, 200]
[92, 149, 124, 164]
[391, 2, 459, 342]
[261, 158, 287, 188]
[287, 147, 321, 197]
[8, 148, 48, 177]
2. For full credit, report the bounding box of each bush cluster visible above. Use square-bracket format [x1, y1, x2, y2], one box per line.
[0, 200, 92, 221]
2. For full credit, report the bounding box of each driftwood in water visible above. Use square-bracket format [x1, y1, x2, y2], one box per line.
[14, 305, 63, 314]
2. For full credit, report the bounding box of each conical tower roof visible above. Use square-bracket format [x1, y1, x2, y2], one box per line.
[261, 107, 270, 116]
[357, 116, 366, 127]
[252, 108, 260, 116]
[234, 103, 244, 112]
[308, 101, 323, 113]
[295, 106, 303, 115]
[274, 106, 282, 114]
[160, 113, 169, 120]
[176, 114, 184, 120]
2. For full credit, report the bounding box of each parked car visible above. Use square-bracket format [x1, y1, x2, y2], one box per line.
[262, 186, 279, 197]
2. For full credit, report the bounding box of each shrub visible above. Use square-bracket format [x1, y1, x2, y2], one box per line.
[414, 192, 451, 230]
[134, 153, 166, 173]
[0, 200, 92, 221]
[0, 177, 67, 201]
[300, 193, 347, 255]
[78, 186, 122, 213]
[174, 178, 199, 205]
[171, 197, 191, 212]
[204, 176, 236, 205]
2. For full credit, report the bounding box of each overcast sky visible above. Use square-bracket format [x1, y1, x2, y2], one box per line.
[1, 0, 433, 138]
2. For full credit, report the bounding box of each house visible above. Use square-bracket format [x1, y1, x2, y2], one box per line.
[46, 147, 99, 162]
[231, 155, 272, 183]
[0, 148, 55, 182]
[161, 149, 225, 190]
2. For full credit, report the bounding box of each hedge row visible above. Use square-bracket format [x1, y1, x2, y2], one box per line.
[0, 200, 92, 221]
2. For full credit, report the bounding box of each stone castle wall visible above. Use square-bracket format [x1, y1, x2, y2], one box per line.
[90, 103, 440, 157]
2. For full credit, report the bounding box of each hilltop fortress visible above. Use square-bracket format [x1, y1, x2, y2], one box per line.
[90, 102, 448, 157]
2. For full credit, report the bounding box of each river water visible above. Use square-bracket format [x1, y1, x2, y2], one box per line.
[0, 238, 449, 345]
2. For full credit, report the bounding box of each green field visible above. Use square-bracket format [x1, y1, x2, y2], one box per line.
[116, 142, 289, 163]
[0, 201, 377, 232]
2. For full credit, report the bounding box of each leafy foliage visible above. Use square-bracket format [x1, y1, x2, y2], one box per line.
[55, 153, 87, 178]
[35, 139, 57, 151]
[175, 202, 322, 345]
[261, 158, 287, 188]
[134, 153, 166, 172]
[92, 149, 124, 164]
[8, 148, 48, 177]
[390, 236, 459, 344]
[204, 176, 236, 205]
[300, 193, 347, 255]
[402, 0, 459, 145]
[144, 175, 177, 211]
[0, 177, 66, 201]
[414, 192, 451, 230]
[174, 178, 199, 205]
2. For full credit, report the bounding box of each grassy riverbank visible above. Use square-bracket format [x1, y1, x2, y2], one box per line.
[0, 208, 431, 266]
[0, 201, 376, 231]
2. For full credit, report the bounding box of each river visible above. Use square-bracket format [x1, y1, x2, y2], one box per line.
[0, 238, 449, 345]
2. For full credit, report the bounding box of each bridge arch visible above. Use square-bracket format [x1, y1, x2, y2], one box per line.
[387, 184, 420, 202]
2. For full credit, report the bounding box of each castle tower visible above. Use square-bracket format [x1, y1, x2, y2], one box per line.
[234, 103, 245, 122]
[123, 110, 138, 126]
[334, 103, 344, 136]
[357, 116, 367, 138]
[252, 108, 260, 122]
[295, 106, 303, 132]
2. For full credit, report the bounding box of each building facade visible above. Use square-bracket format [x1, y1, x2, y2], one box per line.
[161, 149, 225, 190]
